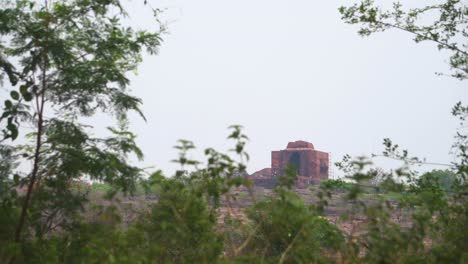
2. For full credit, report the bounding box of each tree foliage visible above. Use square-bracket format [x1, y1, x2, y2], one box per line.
[339, 0, 468, 80]
[0, 0, 163, 260]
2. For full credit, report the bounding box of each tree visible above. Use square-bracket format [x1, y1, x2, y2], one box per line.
[337, 1, 467, 262]
[243, 187, 344, 263]
[0, 0, 163, 260]
[339, 0, 467, 80]
[132, 175, 223, 263]
[418, 169, 457, 192]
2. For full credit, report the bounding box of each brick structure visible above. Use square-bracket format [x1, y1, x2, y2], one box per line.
[272, 140, 329, 183]
[249, 140, 329, 188]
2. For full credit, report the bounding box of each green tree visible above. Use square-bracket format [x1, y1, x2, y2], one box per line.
[0, 0, 163, 261]
[418, 169, 457, 192]
[338, 1, 467, 262]
[339, 0, 467, 80]
[243, 187, 344, 263]
[127, 126, 249, 263]
[132, 174, 223, 263]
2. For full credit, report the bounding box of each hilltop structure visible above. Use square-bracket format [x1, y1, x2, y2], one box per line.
[249, 140, 329, 188]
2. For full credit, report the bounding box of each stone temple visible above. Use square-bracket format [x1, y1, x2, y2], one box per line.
[249, 140, 329, 188]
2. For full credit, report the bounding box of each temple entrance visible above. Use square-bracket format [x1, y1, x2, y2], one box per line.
[288, 152, 301, 174]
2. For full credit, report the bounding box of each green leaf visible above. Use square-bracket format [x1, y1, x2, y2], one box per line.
[4, 100, 12, 109]
[20, 85, 28, 96]
[6, 123, 18, 140]
[22, 92, 33, 102]
[1, 111, 10, 118]
[10, 91, 19, 100]
[13, 174, 20, 184]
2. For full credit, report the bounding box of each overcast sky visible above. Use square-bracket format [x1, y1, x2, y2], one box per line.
[116, 0, 467, 177]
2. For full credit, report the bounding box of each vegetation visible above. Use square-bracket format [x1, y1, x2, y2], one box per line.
[0, 0, 466, 263]
[339, 0, 467, 80]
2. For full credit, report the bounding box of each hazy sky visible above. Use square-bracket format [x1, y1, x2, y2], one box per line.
[117, 0, 466, 176]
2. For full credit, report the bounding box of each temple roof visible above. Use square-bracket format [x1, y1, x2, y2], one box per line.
[286, 140, 314, 150]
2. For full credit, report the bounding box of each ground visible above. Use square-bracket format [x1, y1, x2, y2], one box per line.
[87, 183, 413, 236]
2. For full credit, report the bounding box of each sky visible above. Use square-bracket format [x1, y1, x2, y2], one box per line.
[113, 0, 467, 177]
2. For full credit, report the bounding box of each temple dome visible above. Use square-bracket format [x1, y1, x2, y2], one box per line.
[286, 140, 314, 149]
